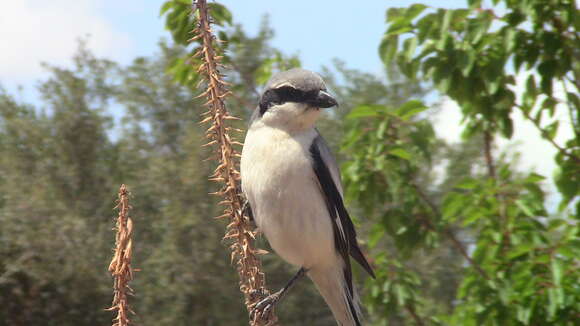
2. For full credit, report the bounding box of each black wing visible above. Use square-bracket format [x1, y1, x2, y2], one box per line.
[309, 133, 375, 279]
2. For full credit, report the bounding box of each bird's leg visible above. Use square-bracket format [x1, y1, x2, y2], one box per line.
[250, 267, 307, 320]
[242, 199, 254, 222]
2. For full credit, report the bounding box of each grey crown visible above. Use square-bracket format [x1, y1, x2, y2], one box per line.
[265, 68, 328, 92]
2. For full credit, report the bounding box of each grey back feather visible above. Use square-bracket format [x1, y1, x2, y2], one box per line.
[312, 131, 344, 195]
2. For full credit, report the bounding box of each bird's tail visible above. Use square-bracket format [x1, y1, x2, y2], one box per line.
[308, 266, 362, 326]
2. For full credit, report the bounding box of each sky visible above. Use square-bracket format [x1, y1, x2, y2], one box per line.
[0, 0, 573, 203]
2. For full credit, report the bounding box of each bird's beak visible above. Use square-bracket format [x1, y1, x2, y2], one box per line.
[309, 90, 338, 109]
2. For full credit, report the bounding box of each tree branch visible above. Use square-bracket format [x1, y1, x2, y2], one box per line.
[412, 183, 490, 280]
[482, 130, 512, 256]
[404, 304, 425, 326]
[561, 79, 580, 141]
[518, 104, 580, 164]
[483, 131, 496, 179]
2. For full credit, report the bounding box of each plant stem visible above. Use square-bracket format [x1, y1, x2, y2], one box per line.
[192, 1, 275, 325]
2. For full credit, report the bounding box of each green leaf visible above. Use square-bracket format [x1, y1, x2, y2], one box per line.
[388, 148, 411, 160]
[551, 258, 563, 287]
[379, 35, 399, 64]
[396, 100, 427, 120]
[548, 288, 558, 318]
[440, 9, 453, 34]
[523, 74, 537, 110]
[458, 50, 476, 76]
[395, 284, 408, 305]
[376, 121, 388, 139]
[455, 178, 478, 190]
[346, 105, 383, 119]
[567, 91, 580, 111]
[387, 20, 412, 36]
[442, 193, 465, 221]
[466, 13, 492, 44]
[547, 218, 566, 230]
[498, 117, 513, 138]
[407, 4, 428, 20]
[515, 199, 535, 217]
[557, 245, 577, 259]
[403, 37, 418, 62]
[451, 9, 470, 28]
[517, 306, 532, 324]
[538, 61, 556, 95]
[545, 121, 559, 140]
[369, 227, 386, 248]
[255, 58, 274, 85]
[542, 97, 558, 117]
[159, 1, 174, 16]
[468, 0, 482, 8]
[507, 243, 533, 259]
[417, 13, 438, 43]
[503, 28, 517, 52]
[371, 284, 381, 298]
[524, 172, 545, 183]
[208, 3, 233, 26]
[386, 7, 404, 22]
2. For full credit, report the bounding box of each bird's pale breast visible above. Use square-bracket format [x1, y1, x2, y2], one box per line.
[241, 126, 336, 268]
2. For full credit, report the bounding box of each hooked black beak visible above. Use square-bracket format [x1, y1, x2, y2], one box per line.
[309, 90, 338, 108]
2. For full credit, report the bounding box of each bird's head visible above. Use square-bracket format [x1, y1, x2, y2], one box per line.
[252, 68, 338, 132]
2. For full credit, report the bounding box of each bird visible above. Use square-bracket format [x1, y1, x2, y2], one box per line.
[240, 68, 375, 326]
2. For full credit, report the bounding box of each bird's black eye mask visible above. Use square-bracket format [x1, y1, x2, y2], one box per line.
[259, 86, 319, 116]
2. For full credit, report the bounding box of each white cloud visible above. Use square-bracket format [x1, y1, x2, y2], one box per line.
[0, 0, 133, 84]
[432, 98, 464, 144]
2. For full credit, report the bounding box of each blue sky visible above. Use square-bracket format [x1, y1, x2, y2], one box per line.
[219, 0, 466, 74]
[0, 0, 468, 89]
[0, 0, 573, 205]
[0, 0, 465, 113]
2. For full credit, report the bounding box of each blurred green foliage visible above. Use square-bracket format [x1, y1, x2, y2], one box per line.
[0, 25, 328, 325]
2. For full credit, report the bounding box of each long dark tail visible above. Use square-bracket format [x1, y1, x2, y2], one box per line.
[308, 266, 362, 326]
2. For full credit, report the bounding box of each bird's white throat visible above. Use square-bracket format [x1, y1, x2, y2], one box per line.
[258, 102, 322, 133]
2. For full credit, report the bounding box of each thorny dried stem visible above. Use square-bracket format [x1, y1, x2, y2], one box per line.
[108, 184, 135, 326]
[192, 1, 276, 325]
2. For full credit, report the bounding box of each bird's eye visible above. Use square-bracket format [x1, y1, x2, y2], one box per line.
[275, 86, 305, 103]
[258, 87, 319, 116]
[259, 89, 281, 115]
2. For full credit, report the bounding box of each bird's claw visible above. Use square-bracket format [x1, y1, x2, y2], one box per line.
[249, 288, 269, 301]
[250, 292, 281, 321]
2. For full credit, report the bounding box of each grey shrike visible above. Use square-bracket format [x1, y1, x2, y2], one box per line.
[240, 68, 375, 326]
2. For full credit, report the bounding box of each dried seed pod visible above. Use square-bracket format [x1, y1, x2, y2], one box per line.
[108, 184, 135, 326]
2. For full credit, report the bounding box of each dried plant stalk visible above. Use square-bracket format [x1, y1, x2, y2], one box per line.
[191, 1, 276, 325]
[108, 184, 135, 326]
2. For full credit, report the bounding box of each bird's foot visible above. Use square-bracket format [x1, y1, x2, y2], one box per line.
[249, 288, 269, 302]
[250, 291, 282, 321]
[249, 268, 306, 322]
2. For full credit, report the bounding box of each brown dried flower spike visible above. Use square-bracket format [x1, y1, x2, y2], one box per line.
[108, 184, 135, 326]
[191, 1, 276, 325]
